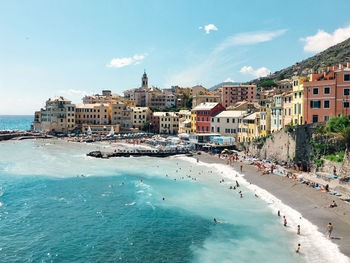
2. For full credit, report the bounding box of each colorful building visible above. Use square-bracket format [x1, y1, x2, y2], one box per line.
[210, 110, 246, 138]
[282, 91, 293, 127]
[131, 107, 151, 130]
[192, 103, 225, 134]
[190, 111, 197, 134]
[40, 96, 76, 134]
[159, 112, 179, 134]
[271, 94, 283, 132]
[259, 106, 271, 137]
[221, 84, 257, 108]
[292, 76, 309, 125]
[238, 112, 260, 143]
[178, 110, 191, 134]
[303, 63, 350, 123]
[75, 104, 110, 126]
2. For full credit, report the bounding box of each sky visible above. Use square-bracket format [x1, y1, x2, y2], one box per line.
[1, 0, 350, 114]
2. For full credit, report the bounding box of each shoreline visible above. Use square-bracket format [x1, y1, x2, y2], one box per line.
[195, 152, 350, 260]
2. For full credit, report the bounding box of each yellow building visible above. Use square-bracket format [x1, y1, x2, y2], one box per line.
[259, 107, 271, 137]
[238, 112, 260, 143]
[40, 96, 76, 134]
[131, 107, 151, 130]
[178, 110, 191, 134]
[190, 111, 197, 134]
[292, 76, 308, 125]
[159, 112, 179, 135]
[75, 104, 110, 126]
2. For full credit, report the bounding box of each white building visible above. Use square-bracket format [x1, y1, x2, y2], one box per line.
[210, 110, 246, 137]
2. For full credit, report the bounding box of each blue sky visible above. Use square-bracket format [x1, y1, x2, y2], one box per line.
[1, 0, 350, 114]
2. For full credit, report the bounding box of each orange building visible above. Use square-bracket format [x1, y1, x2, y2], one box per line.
[303, 63, 350, 123]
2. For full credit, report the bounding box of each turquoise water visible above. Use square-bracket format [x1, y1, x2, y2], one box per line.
[0, 140, 314, 262]
[0, 115, 33, 131]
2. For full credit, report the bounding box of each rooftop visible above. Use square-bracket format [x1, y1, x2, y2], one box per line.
[192, 102, 219, 111]
[213, 110, 246, 118]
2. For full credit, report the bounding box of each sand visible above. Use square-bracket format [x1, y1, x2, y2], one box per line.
[196, 152, 350, 258]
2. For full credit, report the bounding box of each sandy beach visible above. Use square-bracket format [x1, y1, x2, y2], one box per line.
[196, 152, 350, 258]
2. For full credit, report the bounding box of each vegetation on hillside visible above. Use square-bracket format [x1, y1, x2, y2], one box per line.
[310, 115, 350, 165]
[246, 37, 350, 85]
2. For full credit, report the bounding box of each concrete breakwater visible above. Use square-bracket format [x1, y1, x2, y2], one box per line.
[0, 131, 54, 141]
[87, 150, 192, 159]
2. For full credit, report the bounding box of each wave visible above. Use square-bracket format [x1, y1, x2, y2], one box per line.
[178, 156, 350, 263]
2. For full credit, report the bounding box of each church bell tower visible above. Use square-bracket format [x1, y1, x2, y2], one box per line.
[141, 70, 148, 90]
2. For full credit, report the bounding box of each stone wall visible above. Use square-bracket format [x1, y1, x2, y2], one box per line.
[247, 124, 317, 166]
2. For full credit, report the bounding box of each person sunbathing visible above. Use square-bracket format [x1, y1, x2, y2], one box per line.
[329, 200, 337, 208]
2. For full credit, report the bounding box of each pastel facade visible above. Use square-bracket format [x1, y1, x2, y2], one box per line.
[238, 112, 260, 143]
[303, 63, 350, 123]
[131, 107, 151, 129]
[159, 112, 179, 134]
[193, 103, 225, 134]
[75, 104, 110, 126]
[190, 111, 197, 134]
[210, 110, 246, 138]
[111, 101, 132, 130]
[271, 94, 283, 132]
[283, 91, 293, 127]
[259, 107, 271, 137]
[292, 76, 309, 125]
[178, 110, 191, 134]
[40, 96, 76, 134]
[221, 84, 257, 108]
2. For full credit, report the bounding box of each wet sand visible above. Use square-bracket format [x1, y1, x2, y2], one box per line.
[196, 152, 350, 258]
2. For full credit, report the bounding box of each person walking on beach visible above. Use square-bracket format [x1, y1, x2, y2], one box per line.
[277, 210, 280, 217]
[333, 166, 337, 176]
[240, 165, 243, 173]
[327, 223, 333, 238]
[296, 244, 300, 253]
[283, 216, 287, 227]
[236, 180, 239, 187]
[297, 225, 300, 235]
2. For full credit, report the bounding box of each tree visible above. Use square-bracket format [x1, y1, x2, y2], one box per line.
[325, 115, 350, 149]
[142, 121, 152, 132]
[259, 80, 277, 88]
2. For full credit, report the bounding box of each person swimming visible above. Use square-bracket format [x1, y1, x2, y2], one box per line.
[213, 218, 217, 223]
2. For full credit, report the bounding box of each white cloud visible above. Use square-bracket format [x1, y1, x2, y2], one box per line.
[199, 24, 218, 34]
[301, 25, 350, 53]
[224, 78, 235, 82]
[215, 29, 286, 52]
[166, 29, 284, 87]
[107, 54, 147, 68]
[240, 66, 270, 78]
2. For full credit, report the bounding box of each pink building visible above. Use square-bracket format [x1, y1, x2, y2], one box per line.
[221, 84, 257, 108]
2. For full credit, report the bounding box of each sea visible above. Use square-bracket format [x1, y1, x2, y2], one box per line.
[0, 115, 33, 131]
[0, 116, 348, 263]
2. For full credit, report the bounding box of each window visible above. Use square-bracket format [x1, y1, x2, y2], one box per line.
[324, 100, 330, 108]
[232, 118, 235, 123]
[344, 102, 350, 108]
[294, 104, 297, 114]
[211, 127, 214, 132]
[324, 87, 330, 94]
[298, 104, 301, 114]
[313, 88, 319, 95]
[324, 116, 329, 122]
[344, 74, 350, 81]
[217, 127, 220, 132]
[299, 92, 302, 98]
[312, 115, 319, 123]
[310, 101, 321, 108]
[344, 89, 350, 96]
[211, 118, 214, 122]
[289, 108, 291, 115]
[227, 118, 229, 123]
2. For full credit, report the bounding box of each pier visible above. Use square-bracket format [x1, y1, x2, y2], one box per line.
[87, 150, 193, 159]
